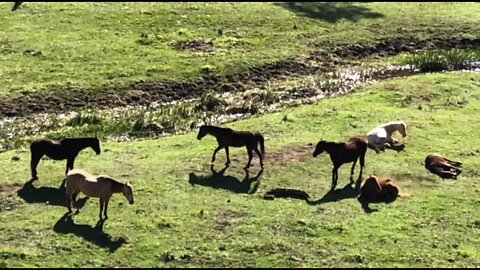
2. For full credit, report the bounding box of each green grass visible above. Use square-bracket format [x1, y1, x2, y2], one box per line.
[401, 49, 480, 72]
[1, 72, 480, 267]
[1, 2, 480, 96]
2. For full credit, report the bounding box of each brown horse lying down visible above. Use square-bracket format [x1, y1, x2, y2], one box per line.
[424, 153, 462, 179]
[66, 169, 134, 220]
[357, 175, 403, 211]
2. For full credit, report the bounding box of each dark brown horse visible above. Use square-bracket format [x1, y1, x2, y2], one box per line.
[30, 137, 101, 180]
[424, 153, 462, 179]
[197, 125, 265, 169]
[312, 137, 368, 191]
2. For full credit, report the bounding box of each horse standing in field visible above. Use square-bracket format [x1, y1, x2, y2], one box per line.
[197, 125, 265, 169]
[312, 137, 368, 191]
[66, 169, 134, 220]
[367, 120, 407, 153]
[357, 174, 402, 212]
[424, 153, 462, 179]
[30, 137, 101, 180]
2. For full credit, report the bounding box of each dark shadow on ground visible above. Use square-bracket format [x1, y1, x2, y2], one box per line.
[307, 179, 362, 205]
[17, 178, 88, 208]
[188, 165, 263, 194]
[357, 195, 398, 214]
[53, 213, 126, 253]
[275, 2, 384, 23]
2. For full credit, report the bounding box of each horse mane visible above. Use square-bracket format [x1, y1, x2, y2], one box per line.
[382, 120, 406, 127]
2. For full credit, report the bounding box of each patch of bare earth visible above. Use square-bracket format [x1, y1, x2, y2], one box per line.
[214, 208, 246, 232]
[0, 183, 23, 211]
[172, 38, 215, 52]
[265, 143, 314, 166]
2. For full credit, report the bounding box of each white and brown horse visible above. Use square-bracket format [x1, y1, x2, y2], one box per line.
[66, 169, 134, 220]
[367, 120, 407, 153]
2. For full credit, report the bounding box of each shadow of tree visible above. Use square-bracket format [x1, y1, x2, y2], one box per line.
[17, 178, 88, 208]
[53, 213, 126, 253]
[307, 179, 362, 205]
[276, 2, 383, 23]
[188, 165, 263, 194]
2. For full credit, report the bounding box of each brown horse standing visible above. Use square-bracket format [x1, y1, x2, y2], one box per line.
[30, 137, 101, 180]
[197, 125, 265, 169]
[66, 169, 134, 220]
[312, 137, 368, 191]
[424, 153, 462, 179]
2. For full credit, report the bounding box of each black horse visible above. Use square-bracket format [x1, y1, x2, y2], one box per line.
[30, 137, 101, 180]
[312, 137, 367, 191]
[197, 125, 265, 169]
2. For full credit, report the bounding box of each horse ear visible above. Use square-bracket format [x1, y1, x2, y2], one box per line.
[95, 133, 97, 139]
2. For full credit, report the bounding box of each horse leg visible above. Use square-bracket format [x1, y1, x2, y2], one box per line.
[211, 145, 223, 164]
[99, 198, 105, 220]
[66, 193, 72, 214]
[30, 152, 43, 180]
[65, 157, 75, 175]
[331, 166, 338, 191]
[253, 146, 264, 168]
[350, 160, 357, 183]
[104, 199, 109, 220]
[358, 152, 365, 183]
[72, 192, 80, 213]
[224, 146, 231, 166]
[245, 147, 253, 170]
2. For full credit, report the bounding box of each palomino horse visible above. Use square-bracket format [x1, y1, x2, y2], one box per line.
[367, 120, 407, 153]
[424, 153, 462, 179]
[197, 125, 265, 169]
[30, 137, 101, 180]
[312, 137, 368, 191]
[357, 174, 401, 211]
[66, 169, 134, 220]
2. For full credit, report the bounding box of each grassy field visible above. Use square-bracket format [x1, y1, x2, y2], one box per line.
[1, 72, 480, 267]
[1, 2, 480, 97]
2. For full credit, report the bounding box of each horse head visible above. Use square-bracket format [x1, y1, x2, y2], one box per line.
[313, 140, 326, 157]
[91, 137, 101, 155]
[123, 182, 134, 205]
[197, 125, 208, 140]
[398, 121, 407, 137]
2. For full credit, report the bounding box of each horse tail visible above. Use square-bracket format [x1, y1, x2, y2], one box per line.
[257, 134, 265, 157]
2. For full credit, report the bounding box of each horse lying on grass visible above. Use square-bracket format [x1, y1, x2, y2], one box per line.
[367, 120, 407, 153]
[424, 153, 462, 179]
[66, 169, 134, 220]
[357, 174, 408, 212]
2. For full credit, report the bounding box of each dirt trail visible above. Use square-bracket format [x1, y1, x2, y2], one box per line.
[1, 36, 479, 117]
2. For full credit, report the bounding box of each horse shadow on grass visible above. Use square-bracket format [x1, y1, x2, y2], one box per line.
[307, 178, 362, 205]
[188, 165, 263, 194]
[275, 2, 383, 23]
[53, 213, 126, 253]
[16, 178, 88, 209]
